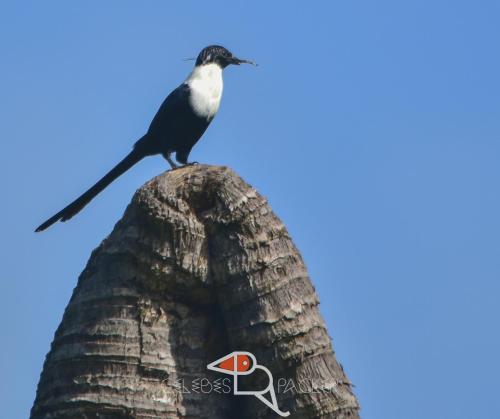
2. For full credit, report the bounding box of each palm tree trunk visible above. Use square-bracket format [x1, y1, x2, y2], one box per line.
[31, 165, 360, 419]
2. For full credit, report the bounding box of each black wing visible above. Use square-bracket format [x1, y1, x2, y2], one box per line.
[137, 83, 211, 163]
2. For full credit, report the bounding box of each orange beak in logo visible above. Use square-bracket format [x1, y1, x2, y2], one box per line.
[217, 354, 252, 372]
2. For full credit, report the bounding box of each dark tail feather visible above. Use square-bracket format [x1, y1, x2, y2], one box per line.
[35, 148, 145, 232]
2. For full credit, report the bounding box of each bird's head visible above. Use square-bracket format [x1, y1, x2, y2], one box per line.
[207, 351, 256, 376]
[195, 45, 256, 68]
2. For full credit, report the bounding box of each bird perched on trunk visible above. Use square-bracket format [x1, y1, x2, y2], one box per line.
[35, 45, 256, 232]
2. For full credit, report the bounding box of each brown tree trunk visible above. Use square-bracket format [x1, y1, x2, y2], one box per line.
[31, 165, 360, 419]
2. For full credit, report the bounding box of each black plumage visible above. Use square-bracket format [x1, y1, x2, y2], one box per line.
[35, 45, 255, 232]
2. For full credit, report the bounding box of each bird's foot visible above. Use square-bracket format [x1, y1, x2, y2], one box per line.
[164, 154, 179, 170]
[183, 161, 199, 167]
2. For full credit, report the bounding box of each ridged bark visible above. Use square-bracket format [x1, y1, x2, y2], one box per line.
[31, 165, 359, 419]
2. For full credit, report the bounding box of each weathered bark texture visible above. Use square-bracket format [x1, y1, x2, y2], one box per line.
[31, 165, 359, 419]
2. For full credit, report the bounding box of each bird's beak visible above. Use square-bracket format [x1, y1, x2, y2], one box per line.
[231, 56, 258, 66]
[207, 351, 254, 374]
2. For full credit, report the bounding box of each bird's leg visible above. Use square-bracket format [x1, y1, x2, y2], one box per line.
[163, 152, 179, 170]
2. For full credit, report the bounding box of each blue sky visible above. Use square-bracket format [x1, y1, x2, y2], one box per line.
[1, 1, 499, 418]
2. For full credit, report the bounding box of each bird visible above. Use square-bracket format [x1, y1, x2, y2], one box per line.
[35, 45, 256, 232]
[207, 351, 290, 417]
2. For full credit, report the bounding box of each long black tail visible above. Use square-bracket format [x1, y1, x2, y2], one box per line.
[35, 148, 145, 232]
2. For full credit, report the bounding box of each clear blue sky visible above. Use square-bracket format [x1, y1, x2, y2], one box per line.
[1, 1, 499, 418]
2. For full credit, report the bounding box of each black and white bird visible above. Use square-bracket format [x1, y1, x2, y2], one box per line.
[35, 45, 255, 232]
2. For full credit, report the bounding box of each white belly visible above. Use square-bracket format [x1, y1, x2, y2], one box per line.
[186, 63, 223, 119]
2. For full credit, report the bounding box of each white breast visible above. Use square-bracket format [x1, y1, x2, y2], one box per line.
[185, 63, 224, 119]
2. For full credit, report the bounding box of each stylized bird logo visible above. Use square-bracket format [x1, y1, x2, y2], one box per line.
[207, 351, 290, 417]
